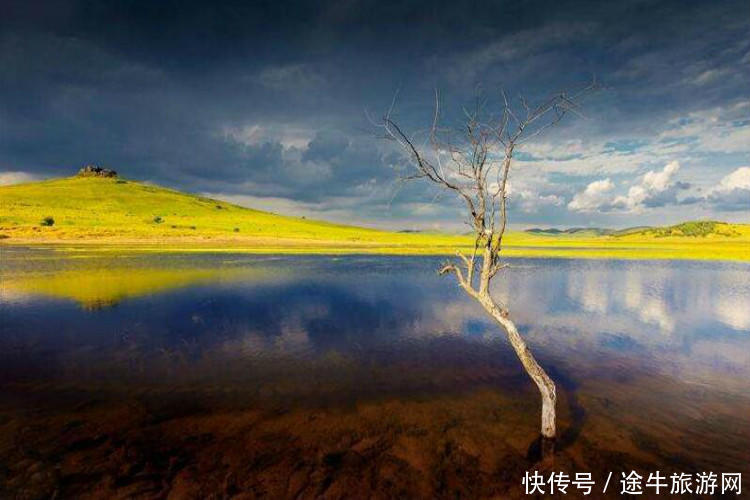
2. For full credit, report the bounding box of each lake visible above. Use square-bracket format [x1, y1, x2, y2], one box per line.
[1, 249, 749, 498]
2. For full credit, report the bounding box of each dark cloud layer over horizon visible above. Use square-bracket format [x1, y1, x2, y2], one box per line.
[1, 0, 748, 229]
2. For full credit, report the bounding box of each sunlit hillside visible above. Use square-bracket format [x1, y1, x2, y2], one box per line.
[0, 175, 467, 251]
[1, 175, 748, 260]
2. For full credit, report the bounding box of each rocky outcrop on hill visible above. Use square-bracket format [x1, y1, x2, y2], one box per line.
[78, 165, 117, 178]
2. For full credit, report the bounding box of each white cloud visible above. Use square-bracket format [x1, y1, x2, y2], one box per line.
[514, 101, 750, 186]
[641, 160, 681, 192]
[505, 182, 564, 213]
[715, 166, 750, 191]
[706, 166, 750, 211]
[567, 161, 691, 214]
[567, 178, 615, 212]
[611, 160, 686, 212]
[659, 105, 750, 155]
[0, 171, 39, 185]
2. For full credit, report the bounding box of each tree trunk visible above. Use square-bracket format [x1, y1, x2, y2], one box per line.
[476, 293, 557, 439]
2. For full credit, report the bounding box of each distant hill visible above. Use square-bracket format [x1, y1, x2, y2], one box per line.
[525, 221, 742, 238]
[630, 220, 742, 238]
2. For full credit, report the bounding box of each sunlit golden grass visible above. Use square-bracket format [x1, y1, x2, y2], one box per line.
[0, 176, 466, 246]
[1, 176, 748, 261]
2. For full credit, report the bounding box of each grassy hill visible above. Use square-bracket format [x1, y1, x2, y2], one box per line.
[0, 175, 469, 252]
[1, 175, 748, 260]
[525, 221, 740, 238]
[628, 220, 741, 238]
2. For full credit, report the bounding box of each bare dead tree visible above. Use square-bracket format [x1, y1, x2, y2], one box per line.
[380, 82, 596, 440]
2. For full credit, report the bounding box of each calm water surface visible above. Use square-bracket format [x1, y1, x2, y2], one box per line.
[1, 249, 749, 498]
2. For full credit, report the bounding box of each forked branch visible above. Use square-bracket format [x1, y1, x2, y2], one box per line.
[382, 81, 597, 295]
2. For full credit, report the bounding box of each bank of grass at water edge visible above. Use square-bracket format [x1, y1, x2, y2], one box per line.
[6, 238, 748, 262]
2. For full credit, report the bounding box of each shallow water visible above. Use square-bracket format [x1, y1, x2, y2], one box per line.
[1, 249, 749, 498]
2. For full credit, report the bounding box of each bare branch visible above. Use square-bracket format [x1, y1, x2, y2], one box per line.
[382, 80, 598, 294]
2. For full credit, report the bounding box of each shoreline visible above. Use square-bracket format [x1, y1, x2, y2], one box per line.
[3, 239, 749, 262]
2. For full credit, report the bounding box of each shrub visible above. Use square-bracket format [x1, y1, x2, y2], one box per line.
[153, 216, 163, 224]
[40, 216, 55, 227]
[675, 221, 717, 237]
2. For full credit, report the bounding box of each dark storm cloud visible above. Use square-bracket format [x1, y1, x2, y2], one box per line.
[642, 181, 691, 208]
[1, 0, 748, 227]
[707, 187, 750, 212]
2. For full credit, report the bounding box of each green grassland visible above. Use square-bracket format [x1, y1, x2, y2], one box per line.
[0, 176, 468, 251]
[1, 176, 748, 261]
